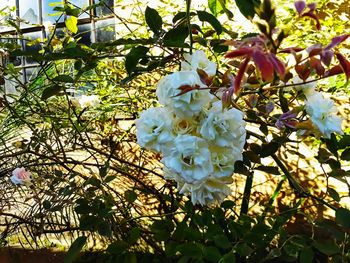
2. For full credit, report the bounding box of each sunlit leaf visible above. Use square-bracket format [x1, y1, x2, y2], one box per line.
[65, 16, 78, 33]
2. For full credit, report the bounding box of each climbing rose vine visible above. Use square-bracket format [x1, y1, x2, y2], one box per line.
[136, 51, 246, 205]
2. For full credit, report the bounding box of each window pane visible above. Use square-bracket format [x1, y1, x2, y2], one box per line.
[70, 0, 89, 18]
[0, 0, 16, 32]
[25, 67, 38, 81]
[23, 32, 42, 65]
[95, 0, 114, 17]
[20, 1, 40, 28]
[43, 0, 65, 23]
[96, 19, 115, 42]
[43, 0, 90, 23]
[77, 24, 92, 45]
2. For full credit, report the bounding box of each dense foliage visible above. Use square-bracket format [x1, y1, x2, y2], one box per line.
[0, 0, 349, 262]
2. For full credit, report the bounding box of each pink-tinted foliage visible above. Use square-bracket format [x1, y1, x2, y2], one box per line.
[294, 0, 306, 15]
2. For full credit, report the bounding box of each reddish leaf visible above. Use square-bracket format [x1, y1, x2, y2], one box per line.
[307, 3, 317, 11]
[225, 48, 253, 58]
[302, 11, 321, 30]
[221, 90, 232, 109]
[222, 70, 232, 86]
[174, 84, 198, 97]
[266, 100, 275, 114]
[336, 53, 350, 81]
[233, 56, 250, 94]
[279, 47, 304, 53]
[325, 34, 350, 50]
[320, 49, 333, 66]
[295, 0, 306, 15]
[252, 50, 274, 82]
[196, 68, 213, 86]
[325, 65, 343, 77]
[308, 47, 323, 57]
[246, 94, 258, 108]
[295, 63, 311, 81]
[282, 71, 293, 83]
[269, 54, 285, 79]
[310, 57, 325, 76]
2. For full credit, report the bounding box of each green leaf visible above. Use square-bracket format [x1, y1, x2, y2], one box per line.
[124, 253, 137, 263]
[98, 221, 112, 237]
[85, 177, 101, 187]
[75, 202, 90, 214]
[41, 85, 63, 100]
[208, 0, 233, 18]
[43, 200, 51, 210]
[173, 12, 187, 23]
[65, 16, 78, 33]
[177, 243, 202, 259]
[127, 227, 140, 244]
[220, 252, 236, 263]
[53, 75, 74, 83]
[255, 165, 280, 175]
[107, 241, 128, 255]
[260, 142, 280, 157]
[336, 207, 350, 228]
[145, 6, 162, 34]
[204, 246, 221, 262]
[234, 0, 260, 19]
[151, 219, 174, 241]
[54, 4, 80, 17]
[165, 241, 178, 256]
[212, 41, 228, 53]
[341, 148, 350, 160]
[125, 190, 137, 203]
[312, 240, 340, 256]
[234, 161, 250, 176]
[325, 134, 338, 157]
[221, 200, 235, 209]
[79, 215, 98, 230]
[300, 247, 314, 263]
[328, 187, 340, 202]
[64, 236, 87, 263]
[236, 243, 253, 257]
[163, 25, 189, 47]
[125, 46, 149, 75]
[338, 135, 350, 149]
[214, 234, 231, 249]
[208, 0, 224, 17]
[243, 151, 261, 164]
[197, 10, 222, 35]
[104, 175, 116, 183]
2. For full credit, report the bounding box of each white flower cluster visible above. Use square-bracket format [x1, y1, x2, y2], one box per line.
[136, 50, 246, 205]
[293, 77, 343, 138]
[305, 91, 343, 138]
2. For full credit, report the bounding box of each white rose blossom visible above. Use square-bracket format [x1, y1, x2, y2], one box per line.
[291, 76, 317, 97]
[179, 177, 232, 206]
[305, 91, 343, 138]
[164, 167, 231, 206]
[156, 71, 211, 118]
[77, 95, 100, 108]
[181, 50, 217, 76]
[11, 167, 32, 185]
[172, 116, 198, 136]
[211, 146, 242, 178]
[200, 100, 246, 148]
[135, 107, 175, 152]
[162, 135, 213, 183]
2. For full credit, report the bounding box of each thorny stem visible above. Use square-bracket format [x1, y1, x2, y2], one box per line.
[240, 171, 254, 216]
[186, 0, 193, 54]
